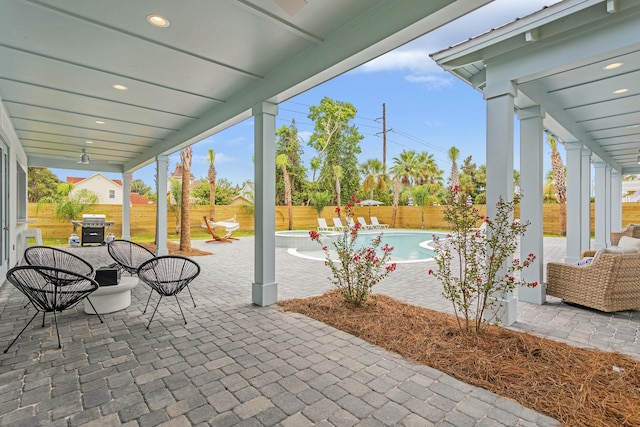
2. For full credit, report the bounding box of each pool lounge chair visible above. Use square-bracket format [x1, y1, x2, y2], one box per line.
[357, 217, 375, 230]
[370, 216, 388, 229]
[333, 217, 347, 231]
[317, 218, 335, 232]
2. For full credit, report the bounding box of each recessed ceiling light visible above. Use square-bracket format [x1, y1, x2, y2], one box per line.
[112, 84, 128, 91]
[603, 62, 623, 70]
[85, 140, 94, 144]
[95, 120, 105, 124]
[628, 125, 640, 129]
[613, 88, 628, 94]
[147, 14, 170, 27]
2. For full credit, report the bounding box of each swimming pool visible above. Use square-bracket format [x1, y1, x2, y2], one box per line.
[275, 230, 442, 263]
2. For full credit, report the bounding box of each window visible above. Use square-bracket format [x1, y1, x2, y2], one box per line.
[109, 190, 115, 199]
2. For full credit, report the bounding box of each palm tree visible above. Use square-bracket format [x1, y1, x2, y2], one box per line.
[276, 154, 293, 230]
[389, 150, 417, 227]
[179, 146, 192, 251]
[548, 135, 567, 235]
[361, 158, 387, 200]
[207, 149, 217, 221]
[448, 146, 460, 201]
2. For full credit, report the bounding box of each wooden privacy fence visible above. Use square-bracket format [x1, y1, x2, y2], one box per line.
[27, 202, 640, 239]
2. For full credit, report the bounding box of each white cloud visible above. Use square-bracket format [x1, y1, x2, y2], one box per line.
[354, 0, 562, 88]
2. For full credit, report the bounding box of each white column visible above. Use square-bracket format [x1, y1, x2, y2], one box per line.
[593, 161, 607, 249]
[564, 142, 584, 263]
[605, 165, 612, 245]
[517, 106, 545, 304]
[252, 102, 278, 306]
[155, 155, 169, 256]
[610, 170, 622, 232]
[484, 81, 517, 325]
[581, 150, 592, 252]
[121, 172, 131, 240]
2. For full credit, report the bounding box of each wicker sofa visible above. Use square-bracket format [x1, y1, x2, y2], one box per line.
[547, 249, 640, 312]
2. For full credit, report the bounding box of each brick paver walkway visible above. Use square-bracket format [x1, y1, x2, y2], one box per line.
[0, 235, 637, 426]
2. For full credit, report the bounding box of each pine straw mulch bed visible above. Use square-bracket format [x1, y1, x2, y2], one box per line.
[278, 290, 640, 427]
[138, 241, 212, 257]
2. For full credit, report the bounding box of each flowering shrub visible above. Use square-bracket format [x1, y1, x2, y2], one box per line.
[429, 186, 537, 333]
[310, 196, 396, 306]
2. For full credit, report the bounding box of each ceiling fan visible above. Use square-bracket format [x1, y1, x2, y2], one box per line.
[77, 147, 90, 164]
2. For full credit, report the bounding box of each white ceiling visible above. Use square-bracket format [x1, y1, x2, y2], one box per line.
[0, 0, 491, 174]
[431, 0, 640, 174]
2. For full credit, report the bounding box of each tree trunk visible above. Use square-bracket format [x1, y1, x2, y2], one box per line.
[559, 202, 567, 236]
[283, 167, 293, 230]
[180, 147, 192, 251]
[391, 178, 400, 228]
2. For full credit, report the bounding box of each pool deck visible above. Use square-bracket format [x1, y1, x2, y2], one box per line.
[0, 234, 637, 426]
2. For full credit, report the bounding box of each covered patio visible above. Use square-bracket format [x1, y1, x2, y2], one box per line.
[432, 0, 640, 324]
[0, 236, 637, 425]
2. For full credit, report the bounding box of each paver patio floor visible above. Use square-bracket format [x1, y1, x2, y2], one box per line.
[0, 235, 637, 426]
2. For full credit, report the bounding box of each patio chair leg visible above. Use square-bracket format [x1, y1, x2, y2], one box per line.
[84, 298, 104, 323]
[146, 296, 162, 329]
[42, 312, 46, 327]
[175, 295, 187, 325]
[53, 310, 61, 349]
[186, 285, 196, 308]
[4, 311, 39, 353]
[143, 290, 154, 314]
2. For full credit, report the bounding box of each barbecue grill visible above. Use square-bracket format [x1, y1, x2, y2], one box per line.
[72, 214, 115, 246]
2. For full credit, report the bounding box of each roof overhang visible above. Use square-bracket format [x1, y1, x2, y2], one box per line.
[432, 0, 640, 174]
[1, 0, 491, 174]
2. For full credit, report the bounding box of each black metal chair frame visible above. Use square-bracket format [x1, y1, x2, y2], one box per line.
[22, 245, 96, 314]
[4, 265, 103, 352]
[137, 255, 200, 329]
[107, 239, 196, 314]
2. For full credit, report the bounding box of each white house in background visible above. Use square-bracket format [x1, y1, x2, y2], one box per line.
[67, 174, 154, 206]
[231, 182, 254, 206]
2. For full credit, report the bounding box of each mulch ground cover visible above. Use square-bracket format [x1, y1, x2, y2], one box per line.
[139, 241, 212, 257]
[279, 290, 640, 427]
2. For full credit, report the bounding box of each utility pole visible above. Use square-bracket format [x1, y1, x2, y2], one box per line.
[376, 103, 391, 169]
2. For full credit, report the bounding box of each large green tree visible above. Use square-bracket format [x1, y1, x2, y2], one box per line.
[130, 179, 151, 196]
[276, 120, 307, 206]
[307, 97, 363, 205]
[28, 167, 60, 202]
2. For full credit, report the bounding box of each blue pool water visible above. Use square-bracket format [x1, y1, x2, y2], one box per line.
[275, 230, 443, 263]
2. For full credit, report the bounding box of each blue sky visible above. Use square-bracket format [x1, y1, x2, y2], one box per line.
[53, 0, 562, 188]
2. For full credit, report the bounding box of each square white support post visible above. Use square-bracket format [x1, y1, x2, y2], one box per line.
[484, 81, 517, 325]
[517, 106, 545, 304]
[593, 161, 608, 249]
[605, 165, 612, 244]
[581, 149, 592, 252]
[610, 170, 622, 233]
[565, 142, 585, 263]
[155, 155, 169, 256]
[252, 102, 278, 306]
[121, 172, 131, 240]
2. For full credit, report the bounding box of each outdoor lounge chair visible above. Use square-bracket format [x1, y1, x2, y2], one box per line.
[317, 218, 335, 232]
[610, 224, 640, 246]
[202, 215, 240, 243]
[546, 249, 640, 312]
[333, 217, 347, 231]
[370, 217, 388, 229]
[357, 217, 375, 230]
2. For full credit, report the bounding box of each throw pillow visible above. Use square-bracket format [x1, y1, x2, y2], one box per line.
[617, 236, 640, 252]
